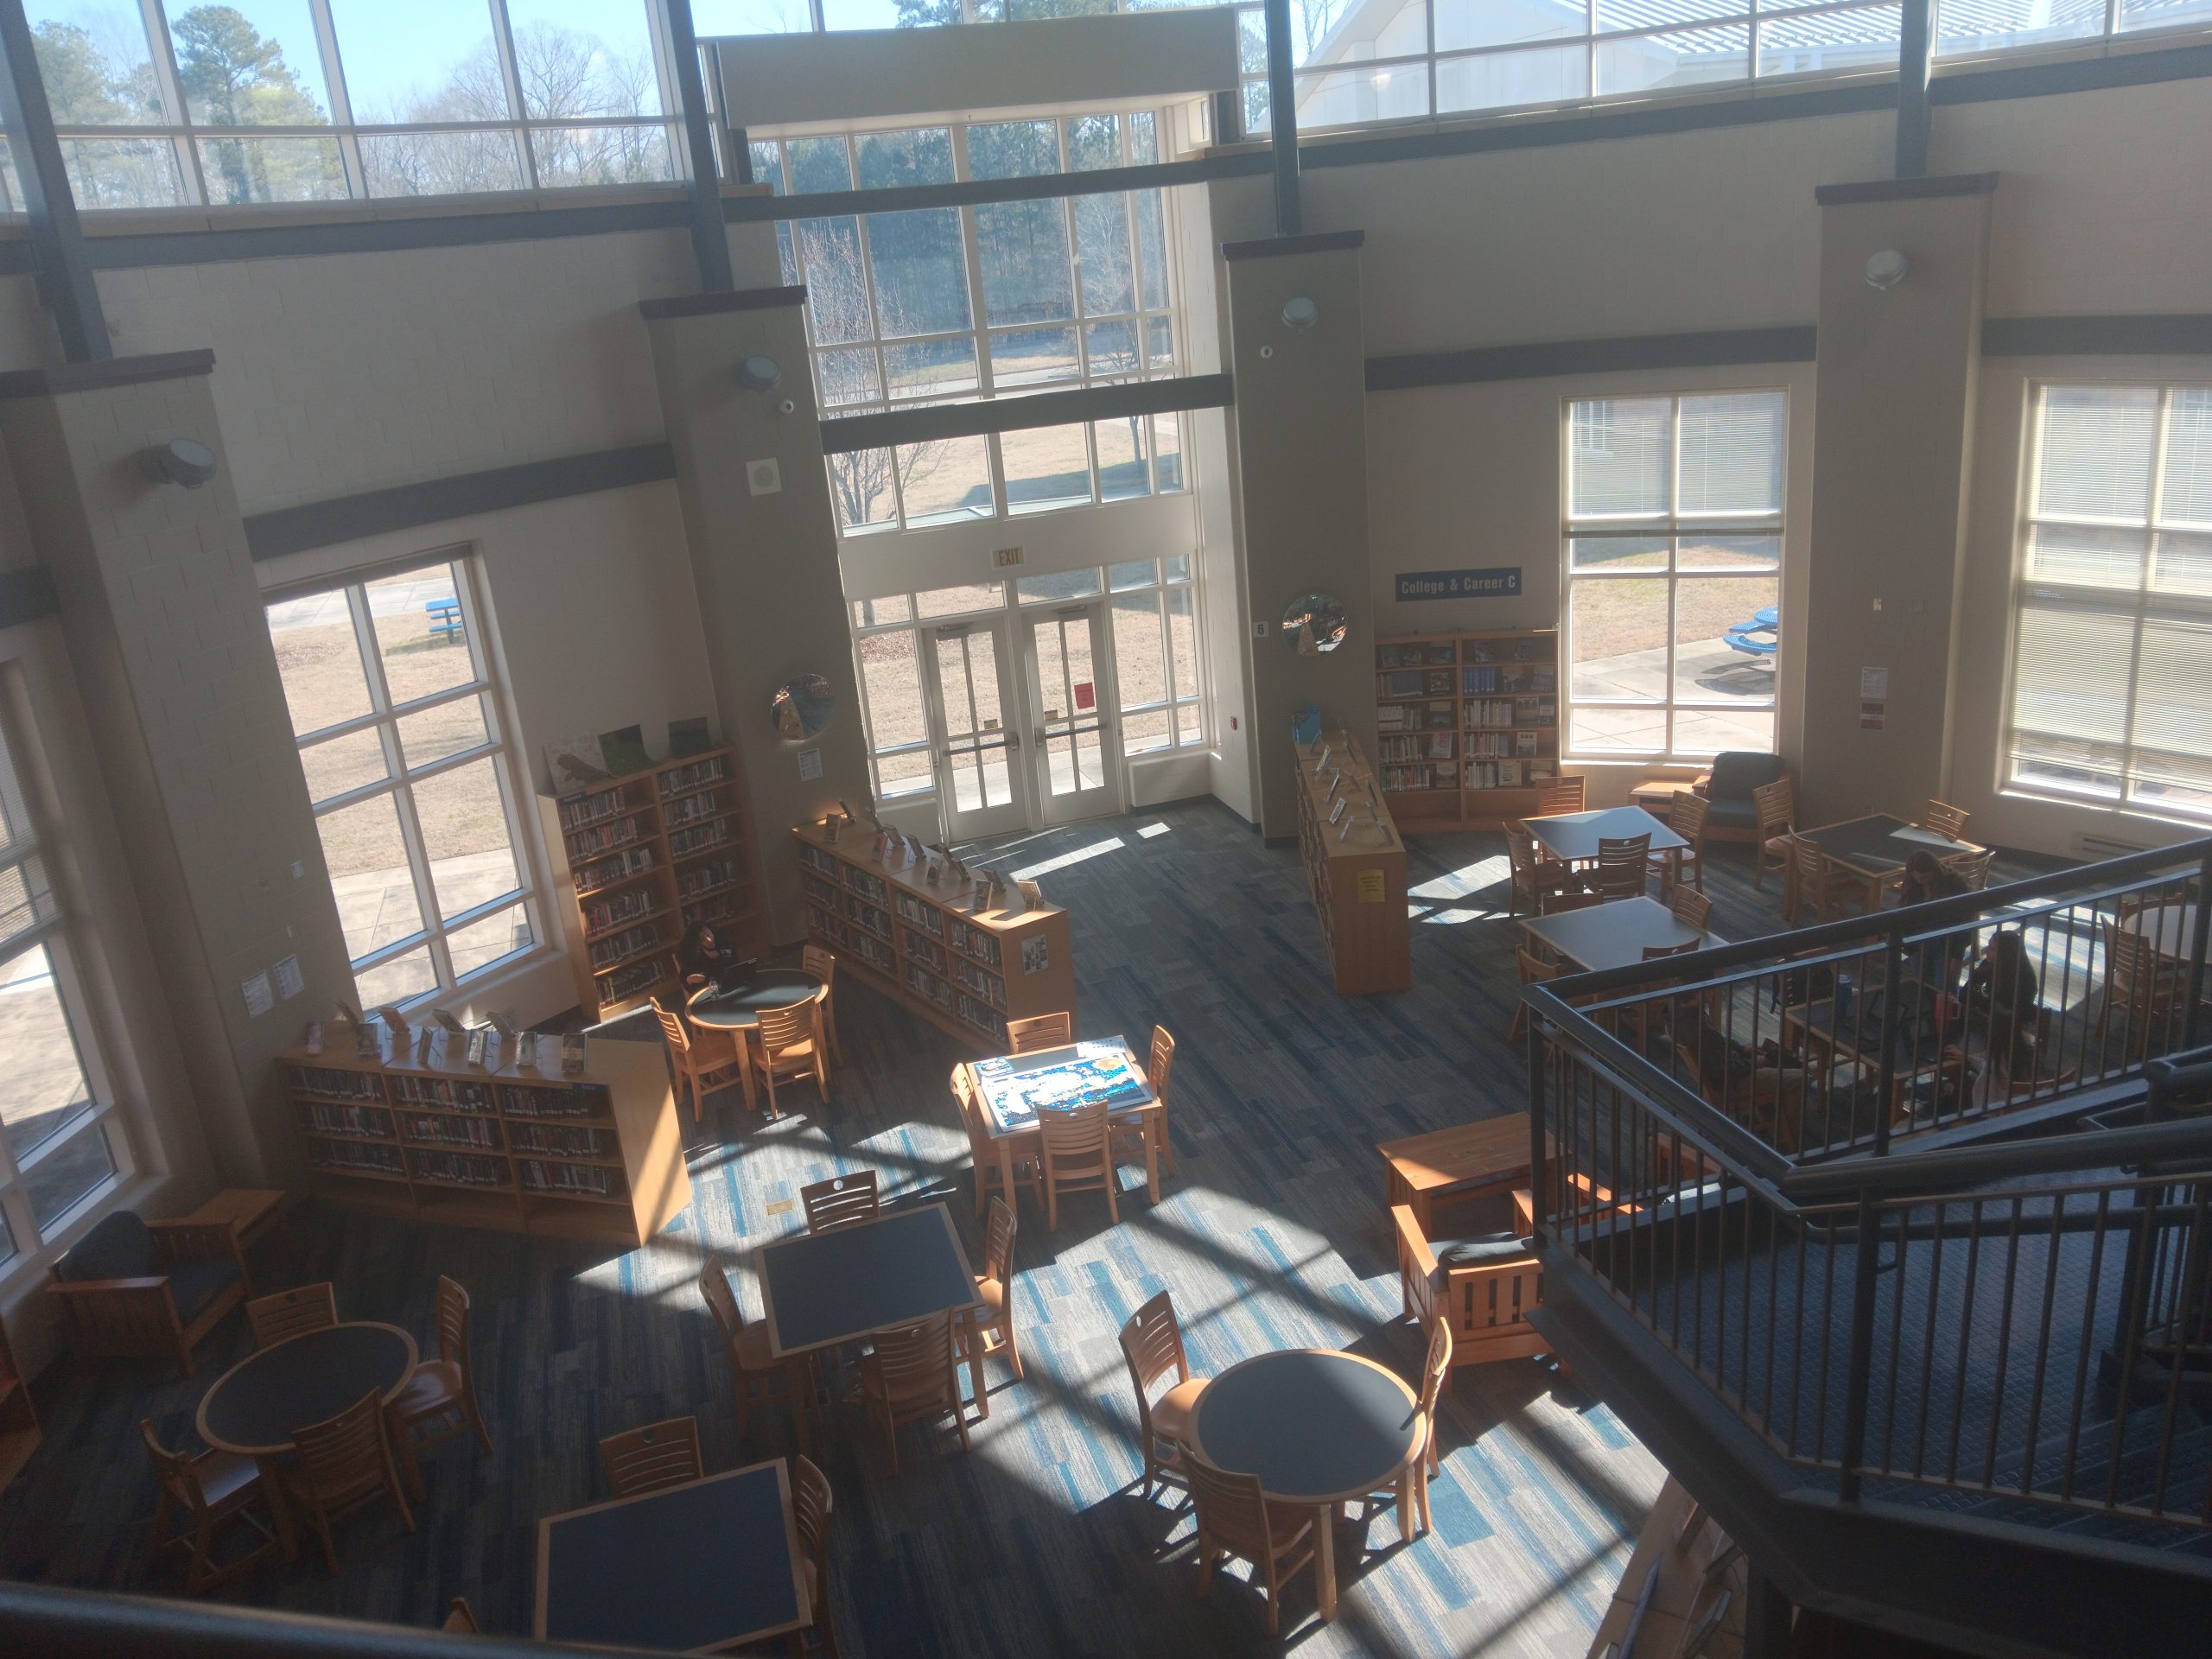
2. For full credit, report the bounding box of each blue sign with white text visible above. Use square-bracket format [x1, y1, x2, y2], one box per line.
[1395, 567, 1522, 601]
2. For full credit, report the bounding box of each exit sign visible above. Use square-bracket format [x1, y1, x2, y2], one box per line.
[993, 546, 1026, 568]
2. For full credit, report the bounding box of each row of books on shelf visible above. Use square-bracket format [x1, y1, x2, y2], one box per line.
[798, 842, 842, 879]
[667, 822, 728, 858]
[310, 1140, 405, 1177]
[557, 791, 633, 832]
[663, 789, 720, 828]
[402, 1113, 499, 1149]
[956, 994, 1006, 1044]
[509, 1122, 611, 1159]
[1379, 733, 1458, 762]
[1381, 759, 1562, 792]
[657, 757, 724, 798]
[567, 817, 641, 856]
[1462, 665, 1556, 695]
[847, 929, 894, 976]
[681, 893, 739, 930]
[502, 1083, 611, 1121]
[583, 887, 659, 936]
[894, 891, 943, 935]
[589, 919, 664, 972]
[903, 929, 947, 974]
[518, 1160, 626, 1198]
[1382, 762, 1457, 791]
[846, 895, 893, 940]
[295, 1065, 382, 1102]
[1378, 669, 1457, 699]
[951, 956, 1008, 1008]
[677, 857, 739, 899]
[1466, 698, 1555, 728]
[300, 1101, 391, 1138]
[1375, 642, 1459, 669]
[1376, 701, 1456, 733]
[845, 867, 889, 904]
[904, 962, 955, 1011]
[412, 1151, 508, 1188]
[575, 845, 654, 896]
[601, 959, 665, 1005]
[1468, 730, 1543, 759]
[947, 920, 1002, 969]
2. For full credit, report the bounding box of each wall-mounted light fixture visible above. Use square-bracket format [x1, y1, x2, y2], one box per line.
[1282, 296, 1319, 331]
[737, 353, 782, 391]
[1864, 250, 1909, 290]
[138, 437, 218, 489]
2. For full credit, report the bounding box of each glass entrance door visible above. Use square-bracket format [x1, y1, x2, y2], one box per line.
[924, 619, 1028, 839]
[1024, 604, 1123, 826]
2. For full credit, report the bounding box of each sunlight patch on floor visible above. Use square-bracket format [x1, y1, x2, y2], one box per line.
[1013, 836, 1126, 880]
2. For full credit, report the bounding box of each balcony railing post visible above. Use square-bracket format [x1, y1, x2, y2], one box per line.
[1873, 933, 1905, 1155]
[1837, 1194, 1884, 1503]
[2185, 849, 2212, 1050]
[1527, 1012, 1550, 1248]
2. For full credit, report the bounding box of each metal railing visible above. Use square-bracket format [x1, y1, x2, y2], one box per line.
[1524, 838, 2212, 1534]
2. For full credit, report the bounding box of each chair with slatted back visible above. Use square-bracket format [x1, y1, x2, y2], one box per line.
[1919, 799, 1972, 841]
[1655, 791, 1708, 899]
[277, 1389, 416, 1572]
[1533, 776, 1586, 817]
[791, 1453, 839, 1657]
[956, 1197, 1021, 1418]
[652, 996, 747, 1124]
[245, 1281, 336, 1350]
[1366, 1318, 1452, 1543]
[751, 999, 829, 1118]
[1109, 1025, 1176, 1187]
[1510, 946, 1560, 1043]
[1539, 887, 1603, 916]
[955, 1065, 1041, 1218]
[1670, 884, 1714, 933]
[389, 1274, 490, 1501]
[800, 944, 843, 1068]
[139, 1419, 282, 1594]
[860, 1314, 969, 1475]
[599, 1415, 703, 1498]
[1118, 1290, 1206, 1500]
[1752, 776, 1796, 891]
[699, 1258, 810, 1443]
[1186, 1451, 1319, 1637]
[1592, 834, 1652, 901]
[1942, 847, 1995, 892]
[801, 1172, 880, 1235]
[1006, 1011, 1073, 1054]
[1038, 1097, 1117, 1231]
[2101, 918, 2186, 1064]
[1504, 820, 1579, 918]
[441, 1599, 478, 1632]
[1784, 834, 1870, 926]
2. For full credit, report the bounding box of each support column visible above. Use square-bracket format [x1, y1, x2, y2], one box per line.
[639, 288, 868, 946]
[1798, 175, 1994, 828]
[0, 353, 358, 1186]
[1220, 231, 1373, 840]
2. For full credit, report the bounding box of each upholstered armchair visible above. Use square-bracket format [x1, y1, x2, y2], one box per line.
[48, 1210, 251, 1379]
[1693, 751, 1789, 845]
[1393, 1191, 1552, 1372]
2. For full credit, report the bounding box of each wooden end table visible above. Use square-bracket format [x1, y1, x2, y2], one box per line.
[181, 1188, 289, 1287]
[1376, 1117, 1552, 1237]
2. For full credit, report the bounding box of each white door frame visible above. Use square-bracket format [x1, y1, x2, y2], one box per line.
[922, 615, 1030, 840]
[1021, 601, 1125, 828]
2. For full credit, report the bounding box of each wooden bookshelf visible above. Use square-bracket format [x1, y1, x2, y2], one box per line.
[791, 821, 1074, 1052]
[1375, 628, 1561, 831]
[0, 1307, 38, 1492]
[537, 745, 766, 1022]
[279, 1030, 691, 1248]
[1585, 1475, 1747, 1658]
[1293, 731, 1410, 995]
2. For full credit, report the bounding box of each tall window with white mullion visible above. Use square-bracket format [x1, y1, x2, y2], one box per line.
[1563, 391, 1784, 760]
[2006, 384, 2212, 821]
[265, 556, 542, 1010]
[0, 701, 129, 1265]
[1107, 556, 1205, 753]
[848, 595, 938, 804]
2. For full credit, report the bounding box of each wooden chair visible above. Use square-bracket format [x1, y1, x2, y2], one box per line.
[388, 1274, 491, 1502]
[599, 1415, 704, 1498]
[1752, 776, 1796, 891]
[1670, 884, 1714, 933]
[48, 1210, 251, 1380]
[441, 1599, 478, 1632]
[652, 997, 747, 1124]
[1006, 1011, 1073, 1053]
[803, 944, 844, 1066]
[954, 1065, 1041, 1218]
[245, 1281, 336, 1350]
[1393, 1193, 1551, 1372]
[1919, 799, 1972, 841]
[801, 1172, 880, 1235]
[1504, 820, 1579, 918]
[1539, 887, 1602, 915]
[699, 1258, 810, 1443]
[139, 1419, 282, 1594]
[791, 1453, 839, 1657]
[1039, 1097, 1117, 1230]
[957, 1198, 1022, 1419]
[1408, 1318, 1453, 1537]
[1942, 846, 1995, 891]
[1533, 776, 1586, 816]
[752, 999, 830, 1117]
[2101, 918, 2186, 1062]
[1592, 834, 1652, 901]
[1510, 946, 1560, 1043]
[1110, 1026, 1176, 1192]
[1784, 835, 1875, 925]
[860, 1314, 969, 1475]
[1656, 791, 1709, 898]
[279, 1389, 416, 1572]
[1119, 1291, 1206, 1500]
[1186, 1451, 1319, 1637]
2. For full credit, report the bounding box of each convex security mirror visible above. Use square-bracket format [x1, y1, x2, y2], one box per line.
[1282, 594, 1350, 657]
[770, 673, 837, 741]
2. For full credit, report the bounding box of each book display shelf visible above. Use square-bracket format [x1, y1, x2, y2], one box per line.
[1375, 629, 1560, 831]
[280, 1030, 691, 1247]
[791, 820, 1074, 1052]
[0, 1309, 36, 1491]
[1293, 731, 1411, 995]
[536, 744, 765, 1022]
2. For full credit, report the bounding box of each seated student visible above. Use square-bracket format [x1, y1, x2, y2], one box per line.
[1967, 928, 2048, 1084]
[676, 920, 752, 992]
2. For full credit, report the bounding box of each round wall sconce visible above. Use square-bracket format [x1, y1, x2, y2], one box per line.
[737, 353, 783, 391]
[1864, 249, 1909, 290]
[138, 437, 218, 489]
[1282, 296, 1319, 331]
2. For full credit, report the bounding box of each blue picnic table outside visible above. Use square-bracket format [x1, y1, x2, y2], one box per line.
[427, 597, 464, 643]
[1725, 605, 1779, 658]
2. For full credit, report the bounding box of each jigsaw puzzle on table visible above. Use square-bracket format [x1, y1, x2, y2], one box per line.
[974, 1040, 1151, 1130]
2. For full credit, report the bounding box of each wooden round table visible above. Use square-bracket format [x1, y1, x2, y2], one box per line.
[197, 1321, 418, 1457]
[2133, 903, 2200, 962]
[1186, 1349, 1423, 1618]
[685, 969, 826, 1032]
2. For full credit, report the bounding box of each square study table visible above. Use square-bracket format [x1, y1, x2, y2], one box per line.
[962, 1036, 1161, 1205]
[537, 1460, 810, 1651]
[756, 1200, 983, 1362]
[1522, 895, 1724, 974]
[1526, 805, 1690, 889]
[1798, 814, 1974, 900]
[1376, 1116, 1554, 1237]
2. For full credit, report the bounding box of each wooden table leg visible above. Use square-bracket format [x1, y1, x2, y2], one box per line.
[1144, 1110, 1161, 1204]
[259, 1456, 300, 1561]
[1316, 1506, 1338, 1618]
[998, 1140, 1017, 1217]
[1398, 1471, 1414, 1544]
[734, 1031, 758, 1115]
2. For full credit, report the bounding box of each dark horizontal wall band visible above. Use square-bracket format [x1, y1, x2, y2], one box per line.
[1814, 170, 1999, 205]
[820, 373, 1233, 454]
[80, 198, 692, 271]
[245, 442, 675, 561]
[1222, 228, 1366, 260]
[1982, 313, 2212, 357]
[0, 565, 59, 627]
[729, 153, 1267, 225]
[639, 283, 806, 320]
[1365, 325, 1817, 391]
[0, 347, 213, 398]
[0, 240, 35, 277]
[1929, 37, 2212, 103]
